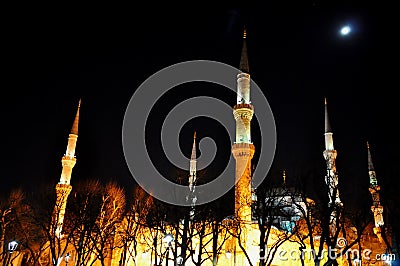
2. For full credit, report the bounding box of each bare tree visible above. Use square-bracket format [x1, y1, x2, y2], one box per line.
[88, 182, 125, 266]
[290, 170, 337, 266]
[9, 183, 74, 266]
[188, 217, 210, 266]
[67, 180, 103, 266]
[288, 169, 372, 266]
[0, 190, 25, 264]
[254, 182, 301, 266]
[140, 197, 170, 266]
[116, 185, 153, 266]
[208, 202, 231, 266]
[7, 189, 49, 266]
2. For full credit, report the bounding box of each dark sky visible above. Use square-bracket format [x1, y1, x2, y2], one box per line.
[1, 4, 398, 213]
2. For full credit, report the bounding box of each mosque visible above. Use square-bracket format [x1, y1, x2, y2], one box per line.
[3, 30, 394, 266]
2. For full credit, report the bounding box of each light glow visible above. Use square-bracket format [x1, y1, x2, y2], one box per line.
[340, 26, 351, 35]
[8, 241, 18, 252]
[163, 233, 174, 244]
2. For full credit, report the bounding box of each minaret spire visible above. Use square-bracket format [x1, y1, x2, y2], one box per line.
[239, 27, 249, 74]
[70, 98, 81, 135]
[52, 99, 81, 238]
[324, 97, 332, 133]
[367, 142, 384, 242]
[236, 27, 251, 106]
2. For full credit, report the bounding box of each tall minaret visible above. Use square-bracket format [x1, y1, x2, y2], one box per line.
[188, 132, 197, 219]
[367, 142, 384, 242]
[323, 98, 342, 206]
[232, 28, 255, 224]
[52, 99, 81, 238]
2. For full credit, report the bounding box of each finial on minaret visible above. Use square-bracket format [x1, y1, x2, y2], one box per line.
[70, 99, 81, 135]
[194, 131, 196, 139]
[239, 27, 249, 73]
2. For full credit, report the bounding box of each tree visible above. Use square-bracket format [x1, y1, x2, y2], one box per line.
[224, 190, 256, 266]
[140, 197, 169, 266]
[290, 169, 336, 266]
[116, 185, 153, 266]
[20, 183, 74, 266]
[0, 190, 24, 264]
[67, 180, 104, 266]
[89, 182, 125, 266]
[254, 180, 301, 266]
[288, 168, 372, 266]
[208, 201, 230, 266]
[7, 189, 49, 266]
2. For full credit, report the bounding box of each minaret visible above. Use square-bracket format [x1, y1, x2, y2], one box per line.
[52, 99, 81, 237]
[230, 29, 256, 266]
[232, 28, 255, 224]
[188, 132, 197, 219]
[367, 142, 384, 242]
[323, 98, 342, 206]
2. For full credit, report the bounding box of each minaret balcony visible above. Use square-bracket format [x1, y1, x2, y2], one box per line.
[232, 143, 255, 159]
[237, 72, 250, 78]
[61, 157, 77, 169]
[62, 155, 77, 161]
[233, 105, 254, 121]
[56, 183, 72, 193]
[233, 103, 254, 111]
[369, 185, 380, 192]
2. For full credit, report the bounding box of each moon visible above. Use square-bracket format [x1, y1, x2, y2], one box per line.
[340, 25, 351, 35]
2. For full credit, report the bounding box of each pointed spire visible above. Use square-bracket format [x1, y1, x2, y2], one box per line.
[70, 99, 81, 135]
[324, 97, 332, 133]
[191, 132, 197, 161]
[239, 27, 249, 73]
[367, 141, 375, 172]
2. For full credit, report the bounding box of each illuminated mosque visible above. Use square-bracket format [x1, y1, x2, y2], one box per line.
[4, 30, 394, 266]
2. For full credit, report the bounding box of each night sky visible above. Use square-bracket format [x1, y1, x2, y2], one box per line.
[1, 5, 398, 214]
